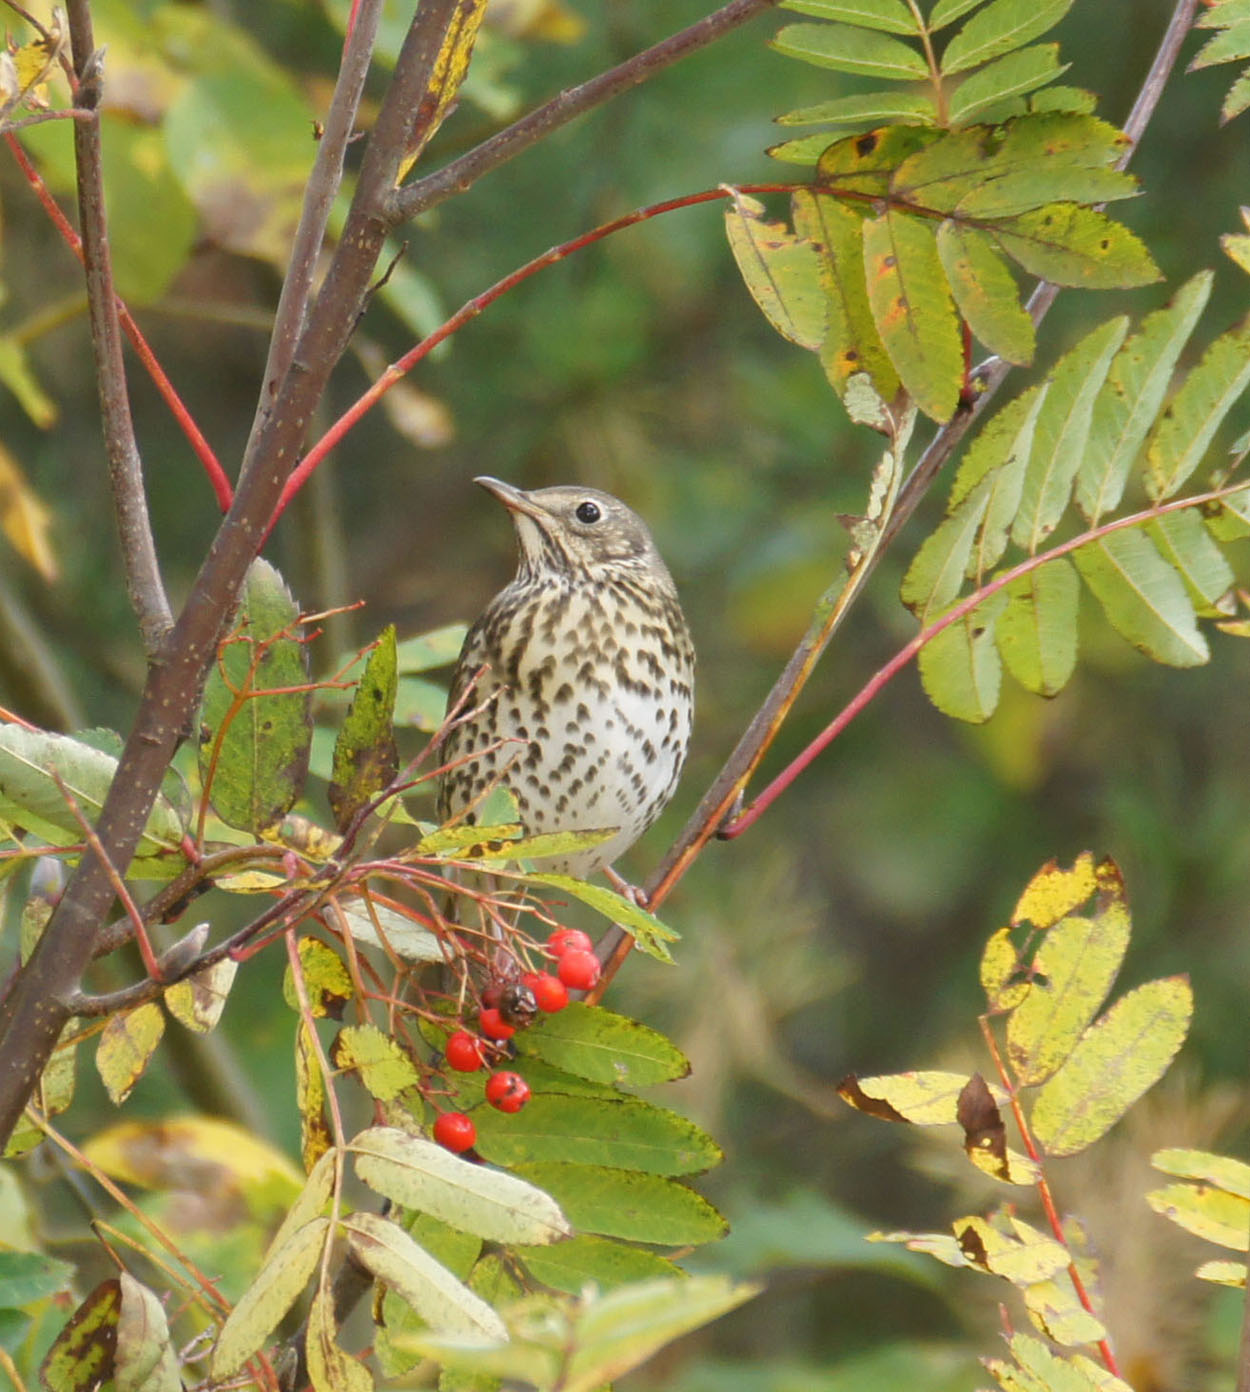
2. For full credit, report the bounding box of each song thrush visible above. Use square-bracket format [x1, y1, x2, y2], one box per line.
[438, 477, 695, 881]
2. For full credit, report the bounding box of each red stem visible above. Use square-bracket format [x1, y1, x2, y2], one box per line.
[4, 133, 233, 511]
[266, 183, 800, 533]
[724, 480, 1250, 838]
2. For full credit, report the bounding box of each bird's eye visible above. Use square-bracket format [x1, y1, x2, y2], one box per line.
[575, 500, 601, 525]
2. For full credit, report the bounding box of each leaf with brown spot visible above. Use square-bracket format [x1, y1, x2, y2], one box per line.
[329, 625, 399, 832]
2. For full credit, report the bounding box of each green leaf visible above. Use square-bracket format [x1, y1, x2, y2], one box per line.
[513, 1002, 690, 1087]
[1146, 510, 1235, 617]
[331, 1025, 421, 1102]
[1006, 893, 1131, 1086]
[1030, 976, 1193, 1157]
[940, 0, 1074, 75]
[351, 1125, 570, 1245]
[817, 123, 940, 196]
[724, 192, 827, 350]
[936, 220, 1033, 363]
[1188, 18, 1250, 70]
[0, 336, 58, 428]
[509, 1163, 728, 1245]
[1072, 528, 1209, 667]
[792, 191, 902, 404]
[329, 625, 398, 833]
[916, 591, 1008, 722]
[1222, 68, 1250, 123]
[862, 209, 963, 422]
[523, 874, 679, 962]
[1145, 310, 1250, 500]
[210, 1218, 328, 1377]
[513, 1234, 679, 1295]
[780, 0, 919, 33]
[901, 482, 992, 619]
[996, 558, 1080, 696]
[472, 1094, 722, 1176]
[343, 1212, 507, 1341]
[951, 381, 1047, 507]
[771, 22, 929, 79]
[338, 895, 444, 963]
[776, 91, 936, 127]
[930, 0, 991, 26]
[198, 558, 312, 834]
[966, 385, 1049, 572]
[0, 1250, 75, 1308]
[1078, 271, 1214, 521]
[0, 726, 185, 865]
[947, 44, 1068, 123]
[1012, 317, 1128, 552]
[994, 204, 1160, 288]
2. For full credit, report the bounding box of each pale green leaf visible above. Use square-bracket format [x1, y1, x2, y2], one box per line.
[996, 558, 1080, 696]
[1078, 271, 1214, 521]
[1146, 509, 1235, 617]
[916, 591, 1008, 722]
[1072, 529, 1208, 667]
[211, 1217, 328, 1377]
[779, 0, 919, 34]
[940, 0, 1074, 75]
[776, 90, 936, 126]
[1188, 19, 1250, 70]
[1012, 317, 1128, 552]
[1145, 310, 1250, 500]
[937, 220, 1034, 364]
[1031, 976, 1193, 1157]
[901, 482, 992, 618]
[947, 44, 1067, 123]
[331, 1025, 421, 1102]
[343, 1211, 508, 1341]
[995, 205, 1160, 288]
[772, 22, 930, 78]
[930, 0, 990, 27]
[1006, 894, 1131, 1086]
[862, 208, 963, 422]
[116, 1273, 179, 1392]
[1222, 68, 1250, 122]
[1195, 1259, 1247, 1286]
[337, 897, 444, 962]
[950, 382, 1048, 508]
[725, 193, 827, 350]
[351, 1125, 571, 1245]
[394, 623, 468, 673]
[969, 388, 1050, 572]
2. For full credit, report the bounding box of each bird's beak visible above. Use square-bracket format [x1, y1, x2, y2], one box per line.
[474, 475, 547, 522]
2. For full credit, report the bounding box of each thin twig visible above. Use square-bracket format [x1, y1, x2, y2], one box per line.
[63, 3, 171, 655]
[388, 0, 780, 224]
[245, 0, 383, 460]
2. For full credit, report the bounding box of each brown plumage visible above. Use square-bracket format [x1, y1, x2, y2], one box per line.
[438, 476, 694, 879]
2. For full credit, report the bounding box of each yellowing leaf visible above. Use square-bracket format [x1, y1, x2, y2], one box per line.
[1011, 852, 1100, 928]
[400, 0, 488, 174]
[0, 439, 57, 580]
[981, 926, 1029, 1010]
[954, 1214, 1069, 1285]
[1195, 1259, 1246, 1287]
[296, 1021, 331, 1172]
[725, 191, 827, 350]
[331, 1024, 420, 1101]
[1030, 976, 1193, 1157]
[96, 1003, 165, 1106]
[1146, 1182, 1250, 1250]
[839, 1069, 991, 1125]
[1152, 1147, 1250, 1199]
[305, 1286, 372, 1392]
[163, 958, 237, 1033]
[1022, 1275, 1107, 1346]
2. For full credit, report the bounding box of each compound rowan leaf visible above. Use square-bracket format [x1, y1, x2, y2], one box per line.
[1030, 976, 1192, 1157]
[862, 208, 963, 422]
[996, 558, 1080, 696]
[1072, 528, 1208, 667]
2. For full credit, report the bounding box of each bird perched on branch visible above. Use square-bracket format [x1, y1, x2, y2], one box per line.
[437, 476, 694, 883]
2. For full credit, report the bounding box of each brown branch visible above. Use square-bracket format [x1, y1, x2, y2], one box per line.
[388, 0, 780, 225]
[64, 5, 171, 655]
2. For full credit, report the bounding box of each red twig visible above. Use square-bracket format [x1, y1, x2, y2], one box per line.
[3, 133, 232, 511]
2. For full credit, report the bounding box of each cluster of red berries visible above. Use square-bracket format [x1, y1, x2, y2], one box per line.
[433, 928, 602, 1153]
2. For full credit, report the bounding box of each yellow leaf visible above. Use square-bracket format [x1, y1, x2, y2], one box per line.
[164, 958, 238, 1033]
[399, 0, 489, 176]
[331, 1024, 421, 1102]
[283, 937, 352, 1018]
[96, 1002, 165, 1105]
[839, 1069, 999, 1125]
[1195, 1259, 1245, 1286]
[1030, 976, 1193, 1157]
[0, 440, 57, 580]
[1147, 1181, 1250, 1250]
[954, 1214, 1069, 1285]
[1010, 852, 1101, 929]
[981, 925, 1029, 1011]
[1152, 1147, 1250, 1199]
[1022, 1274, 1107, 1346]
[306, 1286, 373, 1392]
[297, 1021, 331, 1172]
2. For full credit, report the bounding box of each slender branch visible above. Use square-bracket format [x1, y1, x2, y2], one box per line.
[63, 5, 171, 655]
[388, 0, 780, 224]
[245, 0, 383, 452]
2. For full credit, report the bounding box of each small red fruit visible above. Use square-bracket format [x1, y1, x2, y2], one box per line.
[433, 1112, 476, 1152]
[556, 948, 601, 991]
[521, 971, 569, 1013]
[485, 1070, 532, 1114]
[547, 927, 593, 957]
[478, 1006, 515, 1041]
[445, 1029, 486, 1072]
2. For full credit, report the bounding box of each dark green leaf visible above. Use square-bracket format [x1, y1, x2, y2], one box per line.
[514, 1003, 691, 1087]
[198, 559, 312, 834]
[329, 626, 399, 832]
[994, 204, 1160, 288]
[1012, 317, 1128, 552]
[513, 1235, 679, 1295]
[937, 221, 1033, 363]
[772, 22, 929, 79]
[1072, 529, 1209, 667]
[1078, 272, 1213, 521]
[940, 0, 1074, 75]
[947, 44, 1068, 124]
[996, 558, 1079, 696]
[862, 209, 963, 422]
[917, 592, 1008, 722]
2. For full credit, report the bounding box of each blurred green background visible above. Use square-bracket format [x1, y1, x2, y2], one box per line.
[2, 0, 1249, 1387]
